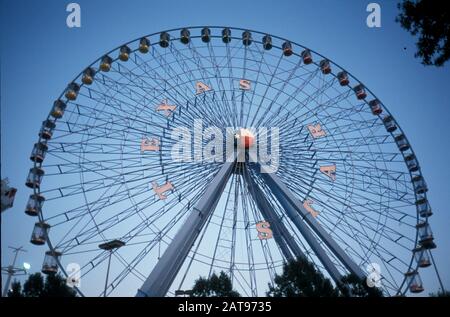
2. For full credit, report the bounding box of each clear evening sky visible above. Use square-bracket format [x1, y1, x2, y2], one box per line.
[1, 0, 449, 295]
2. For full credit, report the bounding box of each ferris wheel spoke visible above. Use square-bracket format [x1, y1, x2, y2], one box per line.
[280, 168, 416, 228]
[255, 65, 321, 128]
[279, 160, 414, 202]
[248, 53, 284, 127]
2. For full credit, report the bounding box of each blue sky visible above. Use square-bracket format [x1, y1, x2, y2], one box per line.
[1, 0, 449, 296]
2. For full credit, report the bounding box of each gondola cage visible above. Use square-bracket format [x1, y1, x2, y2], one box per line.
[30, 222, 50, 245]
[39, 120, 56, 140]
[201, 27, 211, 43]
[25, 167, 44, 189]
[319, 59, 331, 74]
[353, 84, 367, 100]
[100, 55, 113, 72]
[416, 222, 436, 249]
[42, 250, 62, 274]
[30, 142, 48, 163]
[369, 99, 382, 115]
[139, 37, 150, 53]
[119, 45, 131, 62]
[415, 198, 432, 218]
[282, 41, 293, 56]
[394, 134, 410, 152]
[65, 83, 80, 101]
[337, 71, 349, 86]
[25, 194, 45, 216]
[412, 175, 428, 194]
[405, 271, 424, 293]
[180, 28, 191, 44]
[405, 154, 419, 172]
[222, 28, 231, 43]
[242, 31, 252, 46]
[382, 115, 397, 132]
[262, 35, 272, 50]
[82, 67, 95, 85]
[413, 246, 431, 268]
[51, 100, 67, 119]
[301, 49, 312, 64]
[159, 32, 170, 48]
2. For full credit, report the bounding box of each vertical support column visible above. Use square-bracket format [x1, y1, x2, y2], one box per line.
[137, 161, 235, 297]
[258, 168, 366, 280]
[242, 166, 305, 261]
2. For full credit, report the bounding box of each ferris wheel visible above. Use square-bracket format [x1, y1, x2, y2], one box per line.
[24, 26, 443, 297]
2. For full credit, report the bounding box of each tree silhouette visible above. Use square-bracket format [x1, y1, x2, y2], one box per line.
[429, 290, 450, 297]
[7, 280, 23, 297]
[340, 273, 383, 297]
[9, 272, 76, 297]
[267, 258, 339, 297]
[396, 0, 450, 66]
[23, 273, 45, 297]
[191, 271, 240, 297]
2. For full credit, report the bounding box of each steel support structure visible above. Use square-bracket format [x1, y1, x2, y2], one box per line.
[136, 160, 236, 297]
[257, 165, 366, 281]
[242, 165, 305, 262]
[137, 157, 366, 296]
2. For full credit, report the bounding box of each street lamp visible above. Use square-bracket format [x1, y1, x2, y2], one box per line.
[1, 246, 28, 297]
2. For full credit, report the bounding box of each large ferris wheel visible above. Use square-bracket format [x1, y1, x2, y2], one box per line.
[24, 26, 443, 297]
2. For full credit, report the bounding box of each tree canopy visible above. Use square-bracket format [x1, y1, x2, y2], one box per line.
[397, 0, 450, 66]
[190, 271, 240, 297]
[8, 272, 76, 297]
[267, 258, 383, 297]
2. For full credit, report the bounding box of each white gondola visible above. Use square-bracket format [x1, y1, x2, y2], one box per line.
[416, 198, 432, 218]
[353, 84, 367, 100]
[369, 99, 382, 115]
[139, 37, 150, 53]
[282, 41, 293, 56]
[416, 221, 436, 249]
[242, 31, 252, 46]
[301, 49, 312, 64]
[222, 28, 231, 43]
[30, 142, 48, 163]
[395, 134, 410, 152]
[160, 32, 170, 48]
[51, 100, 67, 119]
[25, 194, 45, 216]
[180, 28, 191, 44]
[39, 119, 56, 140]
[382, 115, 397, 132]
[30, 222, 50, 245]
[82, 67, 95, 85]
[100, 55, 113, 72]
[25, 167, 44, 189]
[201, 27, 211, 43]
[262, 35, 272, 50]
[65, 83, 80, 101]
[42, 250, 62, 274]
[119, 45, 131, 62]
[405, 154, 419, 172]
[412, 175, 427, 194]
[337, 71, 349, 86]
[405, 271, 424, 293]
[413, 246, 431, 268]
[319, 59, 331, 74]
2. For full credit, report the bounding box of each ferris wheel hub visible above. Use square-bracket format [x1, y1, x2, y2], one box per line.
[235, 128, 255, 149]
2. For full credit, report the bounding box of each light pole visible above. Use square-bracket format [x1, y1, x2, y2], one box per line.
[1, 246, 28, 297]
[98, 240, 125, 297]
